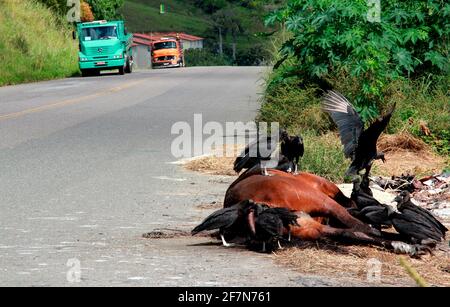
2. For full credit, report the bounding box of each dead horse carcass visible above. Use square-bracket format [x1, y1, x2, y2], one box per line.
[224, 170, 433, 256]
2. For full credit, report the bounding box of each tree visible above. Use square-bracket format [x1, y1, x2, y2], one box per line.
[213, 10, 230, 56]
[213, 8, 245, 61]
[38, 0, 124, 21]
[195, 0, 227, 14]
[80, 1, 94, 22]
[84, 0, 124, 20]
[267, 0, 450, 120]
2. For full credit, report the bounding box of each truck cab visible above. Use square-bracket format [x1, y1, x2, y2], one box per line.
[152, 37, 184, 68]
[76, 20, 133, 76]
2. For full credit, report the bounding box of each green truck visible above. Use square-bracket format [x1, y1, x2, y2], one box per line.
[74, 20, 133, 77]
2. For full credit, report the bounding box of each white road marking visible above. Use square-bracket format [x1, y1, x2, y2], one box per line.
[152, 176, 187, 182]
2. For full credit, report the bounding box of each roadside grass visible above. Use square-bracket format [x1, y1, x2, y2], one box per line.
[300, 132, 349, 183]
[0, 0, 78, 86]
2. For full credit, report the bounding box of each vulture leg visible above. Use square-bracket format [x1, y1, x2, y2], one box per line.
[351, 174, 362, 187]
[293, 161, 299, 175]
[363, 162, 373, 181]
[220, 234, 234, 247]
[361, 168, 373, 196]
[375, 152, 386, 163]
[262, 242, 267, 253]
[277, 240, 283, 250]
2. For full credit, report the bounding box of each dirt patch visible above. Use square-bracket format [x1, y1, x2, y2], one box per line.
[374, 133, 446, 177]
[195, 201, 223, 210]
[143, 229, 191, 239]
[373, 150, 446, 177]
[274, 240, 450, 287]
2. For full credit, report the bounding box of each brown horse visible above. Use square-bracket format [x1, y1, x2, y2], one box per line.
[224, 169, 432, 256]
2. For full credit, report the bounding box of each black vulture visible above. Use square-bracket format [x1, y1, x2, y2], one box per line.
[322, 91, 395, 182]
[234, 130, 304, 175]
[280, 131, 304, 174]
[247, 205, 299, 252]
[351, 181, 381, 209]
[349, 182, 393, 229]
[390, 191, 448, 243]
[191, 200, 254, 247]
[348, 204, 393, 230]
[233, 133, 279, 176]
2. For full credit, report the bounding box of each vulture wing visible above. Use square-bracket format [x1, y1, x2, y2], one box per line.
[359, 103, 396, 149]
[399, 203, 448, 236]
[191, 207, 239, 235]
[233, 136, 276, 173]
[322, 91, 364, 159]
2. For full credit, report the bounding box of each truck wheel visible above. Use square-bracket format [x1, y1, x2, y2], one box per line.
[125, 59, 132, 74]
[119, 66, 125, 75]
[81, 69, 90, 77]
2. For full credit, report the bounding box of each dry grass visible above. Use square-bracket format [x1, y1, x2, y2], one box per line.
[184, 156, 236, 176]
[378, 132, 428, 153]
[274, 240, 450, 286]
[183, 145, 244, 176]
[374, 133, 446, 177]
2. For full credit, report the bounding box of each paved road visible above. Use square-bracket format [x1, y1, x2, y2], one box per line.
[0, 67, 369, 287]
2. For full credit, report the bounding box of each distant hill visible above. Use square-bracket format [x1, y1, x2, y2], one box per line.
[121, 0, 211, 35]
[121, 0, 275, 65]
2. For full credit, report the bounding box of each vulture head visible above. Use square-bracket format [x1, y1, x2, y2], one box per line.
[394, 191, 411, 206]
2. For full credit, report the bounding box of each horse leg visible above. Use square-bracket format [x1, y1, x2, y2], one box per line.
[318, 198, 380, 237]
[291, 215, 429, 256]
[291, 214, 370, 241]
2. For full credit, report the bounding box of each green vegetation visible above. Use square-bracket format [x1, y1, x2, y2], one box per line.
[39, 0, 124, 20]
[0, 0, 78, 86]
[122, 0, 208, 34]
[259, 0, 450, 181]
[184, 49, 232, 66]
[301, 132, 349, 183]
[267, 0, 449, 121]
[122, 0, 276, 65]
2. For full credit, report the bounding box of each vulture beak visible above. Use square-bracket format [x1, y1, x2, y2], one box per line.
[247, 209, 256, 235]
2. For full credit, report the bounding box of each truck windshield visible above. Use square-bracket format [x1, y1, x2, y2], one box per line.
[82, 26, 118, 41]
[153, 41, 177, 50]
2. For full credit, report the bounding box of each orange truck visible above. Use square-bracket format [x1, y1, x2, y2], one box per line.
[151, 36, 185, 68]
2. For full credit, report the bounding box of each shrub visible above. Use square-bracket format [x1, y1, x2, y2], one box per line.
[184, 48, 232, 66]
[299, 131, 349, 183]
[266, 0, 450, 121]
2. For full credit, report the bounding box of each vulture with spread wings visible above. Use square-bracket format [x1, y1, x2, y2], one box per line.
[322, 91, 395, 181]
